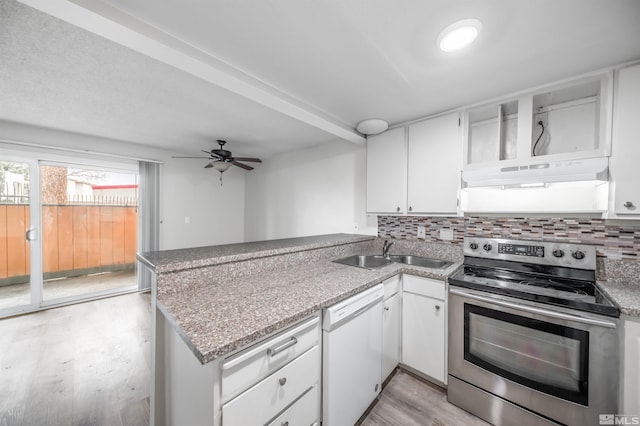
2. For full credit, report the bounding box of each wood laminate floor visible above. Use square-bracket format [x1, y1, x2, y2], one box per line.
[359, 370, 491, 426]
[0, 292, 151, 426]
[0, 291, 488, 426]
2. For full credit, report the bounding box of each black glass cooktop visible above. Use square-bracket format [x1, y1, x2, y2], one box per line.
[448, 259, 620, 318]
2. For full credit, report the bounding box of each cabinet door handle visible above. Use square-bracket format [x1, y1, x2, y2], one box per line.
[279, 377, 287, 386]
[409, 206, 413, 212]
[624, 201, 634, 208]
[396, 206, 401, 212]
[267, 337, 298, 357]
[384, 306, 390, 311]
[435, 305, 441, 311]
[281, 422, 289, 426]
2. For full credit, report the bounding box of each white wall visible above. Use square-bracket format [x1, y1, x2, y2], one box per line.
[161, 159, 244, 249]
[244, 139, 377, 241]
[0, 120, 245, 249]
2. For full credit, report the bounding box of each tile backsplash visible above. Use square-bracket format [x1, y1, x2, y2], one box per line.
[378, 216, 640, 260]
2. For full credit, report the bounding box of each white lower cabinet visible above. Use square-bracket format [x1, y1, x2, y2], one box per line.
[222, 346, 320, 425]
[401, 275, 447, 384]
[267, 385, 320, 426]
[382, 276, 402, 381]
[220, 316, 321, 425]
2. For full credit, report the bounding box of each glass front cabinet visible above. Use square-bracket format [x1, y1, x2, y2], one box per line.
[462, 72, 613, 171]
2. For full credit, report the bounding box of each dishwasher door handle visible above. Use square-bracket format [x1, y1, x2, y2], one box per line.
[349, 304, 372, 320]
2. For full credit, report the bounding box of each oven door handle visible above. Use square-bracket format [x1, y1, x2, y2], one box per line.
[450, 288, 618, 329]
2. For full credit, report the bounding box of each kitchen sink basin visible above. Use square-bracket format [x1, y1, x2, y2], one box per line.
[388, 255, 453, 269]
[332, 255, 394, 270]
[333, 254, 453, 270]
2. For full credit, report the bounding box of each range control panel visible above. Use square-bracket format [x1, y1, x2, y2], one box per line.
[498, 243, 544, 257]
[463, 237, 596, 270]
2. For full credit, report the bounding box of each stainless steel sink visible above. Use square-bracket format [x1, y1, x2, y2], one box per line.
[332, 255, 394, 270]
[333, 254, 453, 270]
[388, 255, 453, 269]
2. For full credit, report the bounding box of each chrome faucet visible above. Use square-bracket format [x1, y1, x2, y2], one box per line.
[382, 240, 394, 259]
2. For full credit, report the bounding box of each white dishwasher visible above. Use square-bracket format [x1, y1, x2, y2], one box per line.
[322, 284, 383, 426]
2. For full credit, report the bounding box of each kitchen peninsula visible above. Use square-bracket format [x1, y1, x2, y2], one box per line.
[138, 232, 640, 426]
[137, 233, 460, 425]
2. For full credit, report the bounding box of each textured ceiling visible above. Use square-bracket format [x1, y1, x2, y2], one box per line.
[2, 0, 640, 158]
[0, 0, 338, 159]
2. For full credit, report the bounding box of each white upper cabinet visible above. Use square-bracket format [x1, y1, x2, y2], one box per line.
[407, 112, 460, 214]
[462, 72, 613, 172]
[366, 127, 407, 214]
[609, 63, 640, 217]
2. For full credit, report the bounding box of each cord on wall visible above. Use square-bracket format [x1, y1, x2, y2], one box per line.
[532, 120, 545, 156]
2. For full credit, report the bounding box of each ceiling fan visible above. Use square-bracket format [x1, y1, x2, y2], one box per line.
[173, 139, 262, 173]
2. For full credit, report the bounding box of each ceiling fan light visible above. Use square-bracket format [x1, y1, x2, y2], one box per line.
[212, 161, 231, 172]
[356, 119, 389, 135]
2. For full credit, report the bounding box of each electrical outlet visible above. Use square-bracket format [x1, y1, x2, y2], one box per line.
[440, 228, 453, 240]
[417, 226, 426, 239]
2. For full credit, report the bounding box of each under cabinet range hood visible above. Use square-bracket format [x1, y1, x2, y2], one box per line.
[462, 157, 609, 188]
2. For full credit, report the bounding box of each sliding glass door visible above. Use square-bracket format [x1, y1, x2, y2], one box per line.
[0, 157, 40, 315]
[40, 162, 139, 305]
[0, 156, 140, 317]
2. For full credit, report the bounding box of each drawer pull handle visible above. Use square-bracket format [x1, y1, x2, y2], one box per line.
[279, 377, 287, 386]
[624, 201, 634, 208]
[281, 422, 289, 426]
[384, 306, 390, 311]
[267, 337, 298, 357]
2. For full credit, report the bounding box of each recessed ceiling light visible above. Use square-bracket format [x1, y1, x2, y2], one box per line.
[437, 18, 482, 52]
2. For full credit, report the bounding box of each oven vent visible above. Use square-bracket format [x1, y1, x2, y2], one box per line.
[462, 157, 608, 188]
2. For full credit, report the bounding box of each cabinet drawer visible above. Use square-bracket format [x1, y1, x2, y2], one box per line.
[266, 384, 320, 426]
[223, 345, 320, 425]
[403, 275, 445, 300]
[383, 275, 401, 299]
[221, 315, 320, 402]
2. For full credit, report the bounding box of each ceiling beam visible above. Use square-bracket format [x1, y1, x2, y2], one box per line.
[18, 0, 366, 145]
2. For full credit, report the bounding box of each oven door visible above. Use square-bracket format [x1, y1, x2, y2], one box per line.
[448, 287, 619, 426]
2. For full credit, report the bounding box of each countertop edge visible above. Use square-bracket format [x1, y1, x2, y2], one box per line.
[597, 279, 640, 318]
[139, 234, 375, 274]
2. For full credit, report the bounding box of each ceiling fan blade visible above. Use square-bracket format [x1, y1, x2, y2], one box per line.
[172, 156, 210, 159]
[230, 161, 254, 171]
[204, 162, 215, 168]
[200, 149, 224, 159]
[232, 157, 262, 163]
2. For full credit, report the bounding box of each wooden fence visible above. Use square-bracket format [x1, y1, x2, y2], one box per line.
[0, 204, 137, 283]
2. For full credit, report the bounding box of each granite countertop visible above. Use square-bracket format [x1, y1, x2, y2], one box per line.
[156, 257, 459, 364]
[599, 280, 640, 317]
[141, 234, 640, 365]
[137, 233, 375, 273]
[597, 258, 640, 318]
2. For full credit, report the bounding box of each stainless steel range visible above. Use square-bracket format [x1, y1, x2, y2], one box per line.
[447, 237, 620, 426]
